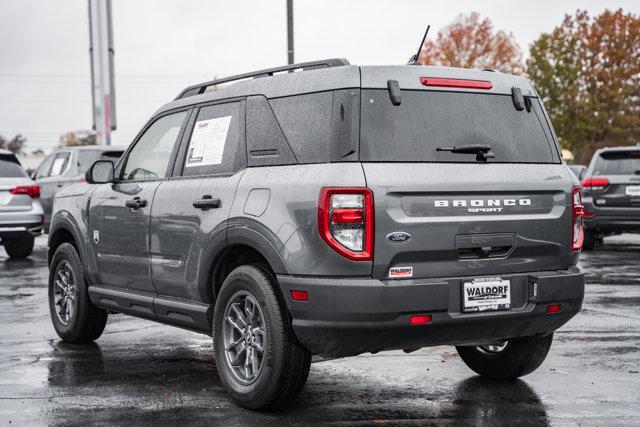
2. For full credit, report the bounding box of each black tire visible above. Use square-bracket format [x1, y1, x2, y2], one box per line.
[213, 264, 311, 410]
[48, 242, 108, 343]
[3, 233, 34, 258]
[456, 334, 553, 380]
[582, 230, 596, 251]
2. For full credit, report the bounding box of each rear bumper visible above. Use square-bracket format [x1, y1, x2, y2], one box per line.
[583, 198, 640, 233]
[0, 203, 44, 237]
[0, 221, 43, 237]
[278, 268, 584, 357]
[584, 215, 640, 233]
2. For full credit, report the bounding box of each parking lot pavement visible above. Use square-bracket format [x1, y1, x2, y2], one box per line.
[0, 235, 639, 425]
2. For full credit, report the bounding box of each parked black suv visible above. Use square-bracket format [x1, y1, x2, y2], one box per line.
[581, 146, 640, 249]
[47, 59, 585, 410]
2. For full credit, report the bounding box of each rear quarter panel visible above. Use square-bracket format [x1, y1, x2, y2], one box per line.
[230, 163, 370, 276]
[48, 185, 97, 272]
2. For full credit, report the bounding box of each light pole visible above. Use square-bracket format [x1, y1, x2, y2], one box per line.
[287, 0, 294, 64]
[88, 0, 116, 145]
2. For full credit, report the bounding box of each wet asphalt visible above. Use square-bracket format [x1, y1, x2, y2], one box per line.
[0, 235, 639, 425]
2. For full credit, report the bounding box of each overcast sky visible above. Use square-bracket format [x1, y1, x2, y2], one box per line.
[1, 0, 638, 152]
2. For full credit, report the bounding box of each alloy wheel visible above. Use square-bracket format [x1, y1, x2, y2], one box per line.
[476, 341, 509, 355]
[53, 260, 77, 325]
[222, 290, 267, 385]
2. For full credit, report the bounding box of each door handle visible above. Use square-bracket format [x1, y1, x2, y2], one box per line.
[125, 197, 147, 209]
[193, 195, 220, 210]
[56, 182, 63, 188]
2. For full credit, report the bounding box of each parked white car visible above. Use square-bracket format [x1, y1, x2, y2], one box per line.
[0, 149, 44, 258]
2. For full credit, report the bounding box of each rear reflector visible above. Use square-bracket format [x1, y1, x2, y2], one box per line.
[290, 290, 308, 301]
[10, 185, 40, 199]
[409, 314, 432, 325]
[546, 304, 562, 314]
[420, 77, 492, 90]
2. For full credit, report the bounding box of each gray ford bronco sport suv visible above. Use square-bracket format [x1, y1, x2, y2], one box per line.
[48, 59, 585, 410]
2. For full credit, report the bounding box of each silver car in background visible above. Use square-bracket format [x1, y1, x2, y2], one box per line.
[0, 149, 44, 258]
[32, 146, 125, 231]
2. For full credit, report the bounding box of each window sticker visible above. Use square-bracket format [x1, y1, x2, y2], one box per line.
[185, 116, 232, 167]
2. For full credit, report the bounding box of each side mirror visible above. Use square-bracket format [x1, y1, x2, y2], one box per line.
[86, 160, 114, 184]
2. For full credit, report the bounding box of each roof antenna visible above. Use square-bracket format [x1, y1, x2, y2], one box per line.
[407, 25, 430, 65]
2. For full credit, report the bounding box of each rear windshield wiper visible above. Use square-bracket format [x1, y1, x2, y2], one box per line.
[436, 144, 495, 162]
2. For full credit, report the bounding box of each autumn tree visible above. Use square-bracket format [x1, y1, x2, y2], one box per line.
[527, 9, 640, 163]
[59, 130, 97, 147]
[419, 12, 524, 74]
[0, 134, 26, 154]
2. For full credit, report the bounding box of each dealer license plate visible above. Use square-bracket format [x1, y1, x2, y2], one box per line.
[625, 185, 640, 197]
[463, 277, 511, 313]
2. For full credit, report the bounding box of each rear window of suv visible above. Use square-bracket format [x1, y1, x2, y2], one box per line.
[360, 90, 560, 163]
[0, 159, 28, 177]
[593, 150, 640, 175]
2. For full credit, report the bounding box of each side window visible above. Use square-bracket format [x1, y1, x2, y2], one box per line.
[181, 101, 245, 176]
[77, 150, 101, 173]
[121, 111, 188, 181]
[34, 153, 55, 179]
[246, 95, 296, 167]
[49, 152, 71, 177]
[269, 91, 333, 163]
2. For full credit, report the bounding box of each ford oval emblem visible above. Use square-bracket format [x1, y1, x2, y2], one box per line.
[386, 231, 412, 243]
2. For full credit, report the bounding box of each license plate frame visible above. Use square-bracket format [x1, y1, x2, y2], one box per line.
[462, 277, 511, 313]
[625, 185, 640, 197]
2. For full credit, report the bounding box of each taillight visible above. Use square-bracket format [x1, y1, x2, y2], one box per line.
[10, 185, 40, 199]
[420, 77, 493, 90]
[318, 188, 374, 261]
[571, 186, 584, 252]
[582, 177, 609, 190]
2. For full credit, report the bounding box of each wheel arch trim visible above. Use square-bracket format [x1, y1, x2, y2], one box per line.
[48, 211, 85, 266]
[198, 223, 290, 307]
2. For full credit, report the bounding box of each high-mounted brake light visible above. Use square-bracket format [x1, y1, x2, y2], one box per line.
[318, 188, 374, 261]
[10, 185, 40, 199]
[420, 77, 493, 90]
[582, 177, 609, 189]
[571, 186, 584, 252]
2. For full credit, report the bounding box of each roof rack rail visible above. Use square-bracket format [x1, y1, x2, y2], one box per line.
[175, 58, 350, 100]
